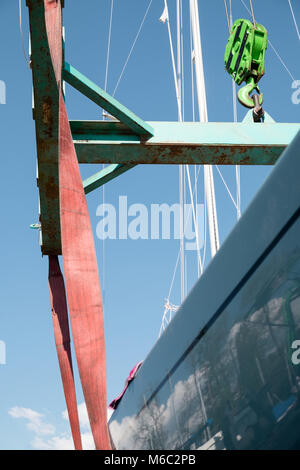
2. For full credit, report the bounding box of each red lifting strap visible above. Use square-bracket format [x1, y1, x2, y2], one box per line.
[48, 255, 82, 450]
[42, 0, 111, 450]
[58, 91, 111, 450]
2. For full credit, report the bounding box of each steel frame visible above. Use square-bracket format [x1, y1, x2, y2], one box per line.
[27, 0, 300, 450]
[28, 0, 300, 255]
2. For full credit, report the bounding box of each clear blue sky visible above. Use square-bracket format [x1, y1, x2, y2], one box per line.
[0, 0, 299, 450]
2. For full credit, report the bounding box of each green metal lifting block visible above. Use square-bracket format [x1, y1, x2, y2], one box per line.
[225, 19, 268, 108]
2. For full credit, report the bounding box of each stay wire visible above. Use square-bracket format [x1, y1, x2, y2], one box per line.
[113, 0, 153, 97]
[249, 0, 256, 27]
[288, 0, 300, 41]
[19, 0, 30, 68]
[240, 0, 295, 81]
[224, 0, 231, 33]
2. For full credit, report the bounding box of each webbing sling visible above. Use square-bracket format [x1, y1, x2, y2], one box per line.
[48, 255, 82, 450]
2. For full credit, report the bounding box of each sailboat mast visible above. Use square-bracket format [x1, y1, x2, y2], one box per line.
[177, 0, 185, 302]
[189, 0, 220, 258]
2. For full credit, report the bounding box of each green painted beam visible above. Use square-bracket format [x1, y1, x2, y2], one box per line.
[70, 120, 140, 142]
[83, 163, 136, 194]
[63, 62, 154, 139]
[242, 109, 276, 123]
[72, 121, 300, 165]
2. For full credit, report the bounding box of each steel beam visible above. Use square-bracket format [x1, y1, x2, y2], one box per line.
[72, 121, 300, 165]
[27, 0, 62, 255]
[83, 163, 136, 194]
[63, 62, 154, 139]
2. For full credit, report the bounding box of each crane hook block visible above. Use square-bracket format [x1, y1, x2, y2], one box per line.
[224, 19, 268, 109]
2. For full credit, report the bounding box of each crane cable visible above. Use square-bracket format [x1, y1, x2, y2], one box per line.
[222, 1, 242, 220]
[240, 0, 295, 81]
[249, 0, 256, 28]
[224, 0, 230, 33]
[288, 0, 300, 41]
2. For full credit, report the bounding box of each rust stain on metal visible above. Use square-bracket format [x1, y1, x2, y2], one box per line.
[44, 176, 58, 200]
[42, 97, 54, 133]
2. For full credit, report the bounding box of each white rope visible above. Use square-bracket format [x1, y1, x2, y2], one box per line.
[162, 0, 182, 120]
[19, 0, 30, 68]
[268, 41, 295, 81]
[112, 0, 153, 97]
[288, 0, 300, 41]
[190, 0, 220, 259]
[190, 17, 196, 123]
[166, 165, 202, 302]
[101, 1, 115, 303]
[215, 166, 238, 211]
[229, 0, 241, 220]
[249, 0, 256, 27]
[186, 165, 203, 275]
[240, 0, 295, 81]
[177, 0, 185, 303]
[180, 0, 185, 122]
[104, 0, 114, 93]
[190, 12, 205, 277]
[202, 181, 208, 269]
[160, 0, 186, 314]
[224, 0, 231, 33]
[159, 300, 179, 337]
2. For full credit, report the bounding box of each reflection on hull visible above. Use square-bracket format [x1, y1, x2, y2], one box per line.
[109, 131, 300, 450]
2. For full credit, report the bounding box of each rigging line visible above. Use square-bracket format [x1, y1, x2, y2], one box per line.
[288, 0, 300, 41]
[19, 0, 30, 68]
[102, 1, 114, 304]
[167, 165, 202, 301]
[162, 0, 182, 119]
[177, 0, 182, 118]
[189, 12, 204, 277]
[215, 166, 238, 211]
[202, 181, 208, 269]
[249, 0, 256, 27]
[112, 0, 153, 97]
[104, 0, 114, 93]
[189, 7, 203, 275]
[268, 41, 295, 81]
[194, 167, 200, 277]
[180, 0, 185, 122]
[177, 0, 185, 302]
[239, 0, 295, 81]
[229, 0, 241, 220]
[190, 0, 220, 260]
[224, 0, 231, 33]
[190, 17, 196, 122]
[160, 0, 184, 307]
[186, 165, 203, 275]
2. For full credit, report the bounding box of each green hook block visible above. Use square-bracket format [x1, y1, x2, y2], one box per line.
[224, 19, 268, 108]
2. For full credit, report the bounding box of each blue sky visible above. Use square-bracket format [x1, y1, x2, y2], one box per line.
[0, 0, 299, 450]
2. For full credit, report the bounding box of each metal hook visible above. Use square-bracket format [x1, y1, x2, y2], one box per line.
[237, 76, 263, 109]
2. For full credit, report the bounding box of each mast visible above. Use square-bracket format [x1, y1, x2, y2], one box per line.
[177, 0, 185, 302]
[190, 0, 220, 258]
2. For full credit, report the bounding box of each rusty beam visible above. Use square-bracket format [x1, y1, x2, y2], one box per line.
[72, 121, 300, 165]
